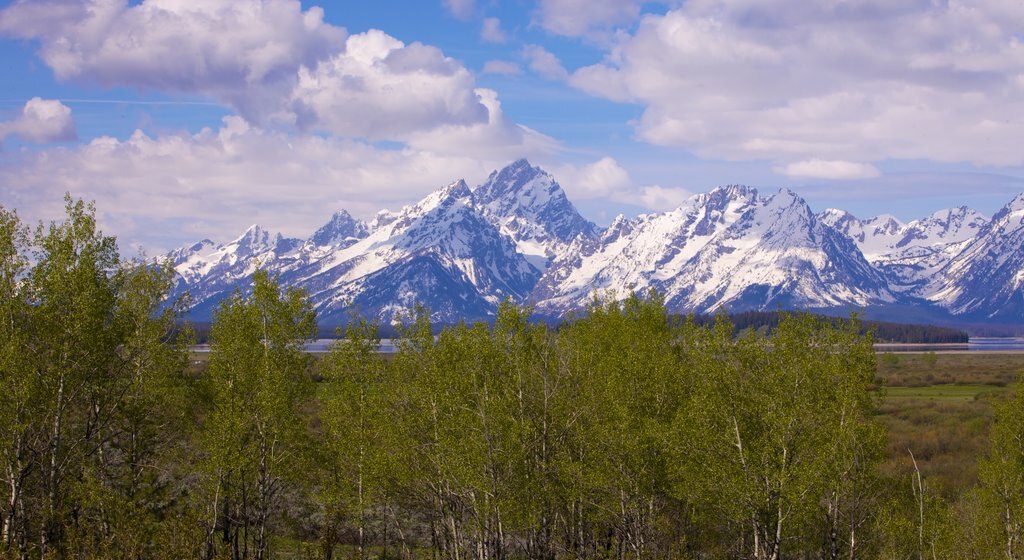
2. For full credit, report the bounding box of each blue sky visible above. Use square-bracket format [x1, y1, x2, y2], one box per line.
[1, 0, 1024, 252]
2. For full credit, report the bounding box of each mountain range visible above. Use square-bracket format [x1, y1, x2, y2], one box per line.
[168, 159, 1024, 326]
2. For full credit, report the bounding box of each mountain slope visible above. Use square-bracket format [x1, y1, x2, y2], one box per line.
[534, 187, 894, 315]
[474, 159, 598, 271]
[166, 159, 1024, 326]
[171, 177, 540, 324]
[821, 206, 988, 292]
[927, 195, 1024, 321]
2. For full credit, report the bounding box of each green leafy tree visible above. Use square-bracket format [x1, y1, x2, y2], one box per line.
[199, 270, 316, 560]
[672, 313, 882, 559]
[0, 207, 32, 554]
[979, 375, 1024, 559]
[317, 315, 390, 560]
[0, 196, 190, 560]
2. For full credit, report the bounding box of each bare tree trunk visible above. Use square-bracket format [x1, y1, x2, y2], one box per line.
[42, 371, 66, 557]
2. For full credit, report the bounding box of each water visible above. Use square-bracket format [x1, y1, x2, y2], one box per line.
[966, 337, 1024, 351]
[190, 339, 398, 353]
[192, 338, 1024, 354]
[876, 338, 1024, 353]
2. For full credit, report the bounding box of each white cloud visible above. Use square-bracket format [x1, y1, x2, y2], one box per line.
[570, 1, 1024, 168]
[779, 160, 881, 180]
[0, 117, 535, 253]
[402, 89, 560, 159]
[636, 185, 693, 211]
[523, 45, 568, 80]
[289, 30, 490, 139]
[550, 157, 691, 211]
[0, 98, 77, 143]
[482, 60, 522, 75]
[0, 0, 346, 122]
[442, 0, 474, 20]
[553, 157, 632, 199]
[480, 17, 506, 43]
[534, 0, 646, 39]
[0, 1, 517, 144]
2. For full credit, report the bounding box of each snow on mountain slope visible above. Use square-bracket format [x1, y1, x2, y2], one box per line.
[474, 159, 597, 271]
[170, 225, 304, 312]
[531, 185, 760, 311]
[820, 206, 988, 292]
[166, 158, 1024, 325]
[303, 179, 540, 323]
[171, 176, 540, 324]
[308, 209, 368, 249]
[534, 187, 893, 315]
[927, 195, 1024, 320]
[659, 189, 893, 313]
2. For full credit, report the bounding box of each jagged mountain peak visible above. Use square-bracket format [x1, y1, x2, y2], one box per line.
[996, 192, 1024, 219]
[601, 214, 634, 244]
[230, 224, 275, 254]
[475, 160, 564, 219]
[867, 213, 903, 227]
[820, 207, 851, 219]
[927, 193, 1024, 320]
[186, 239, 215, 253]
[410, 179, 473, 214]
[164, 160, 1024, 326]
[691, 184, 760, 207]
[311, 209, 369, 248]
[475, 159, 597, 268]
[475, 158, 541, 197]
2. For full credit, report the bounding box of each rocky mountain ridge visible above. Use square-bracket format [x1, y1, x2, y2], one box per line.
[168, 159, 1024, 324]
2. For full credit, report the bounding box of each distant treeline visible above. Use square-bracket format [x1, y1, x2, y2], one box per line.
[689, 310, 970, 344]
[188, 309, 970, 344]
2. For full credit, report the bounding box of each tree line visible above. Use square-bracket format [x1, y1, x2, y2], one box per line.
[690, 311, 970, 344]
[2, 198, 1023, 559]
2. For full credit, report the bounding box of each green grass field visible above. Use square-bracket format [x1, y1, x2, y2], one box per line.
[875, 352, 1024, 498]
[882, 384, 1007, 400]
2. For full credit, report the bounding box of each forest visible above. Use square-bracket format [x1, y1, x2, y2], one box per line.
[689, 311, 970, 344]
[2, 198, 1024, 560]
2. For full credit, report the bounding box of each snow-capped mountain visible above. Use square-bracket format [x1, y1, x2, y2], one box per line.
[171, 177, 540, 324]
[167, 159, 1024, 325]
[474, 159, 598, 271]
[820, 206, 988, 292]
[169, 225, 305, 317]
[535, 186, 892, 315]
[308, 210, 368, 249]
[296, 179, 540, 323]
[926, 195, 1024, 321]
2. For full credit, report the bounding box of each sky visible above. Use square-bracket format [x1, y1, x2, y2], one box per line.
[1, 0, 1024, 254]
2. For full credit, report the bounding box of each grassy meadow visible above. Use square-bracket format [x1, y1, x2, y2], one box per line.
[875, 351, 1024, 499]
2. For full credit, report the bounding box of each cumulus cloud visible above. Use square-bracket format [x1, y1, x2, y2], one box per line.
[0, 98, 77, 143]
[636, 185, 693, 211]
[553, 157, 632, 199]
[480, 17, 506, 43]
[779, 160, 881, 180]
[570, 1, 1024, 168]
[290, 30, 490, 139]
[0, 0, 346, 121]
[482, 60, 522, 75]
[534, 0, 647, 39]
[550, 157, 690, 211]
[0, 1, 517, 144]
[523, 45, 568, 80]
[0, 116, 521, 253]
[401, 89, 559, 159]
